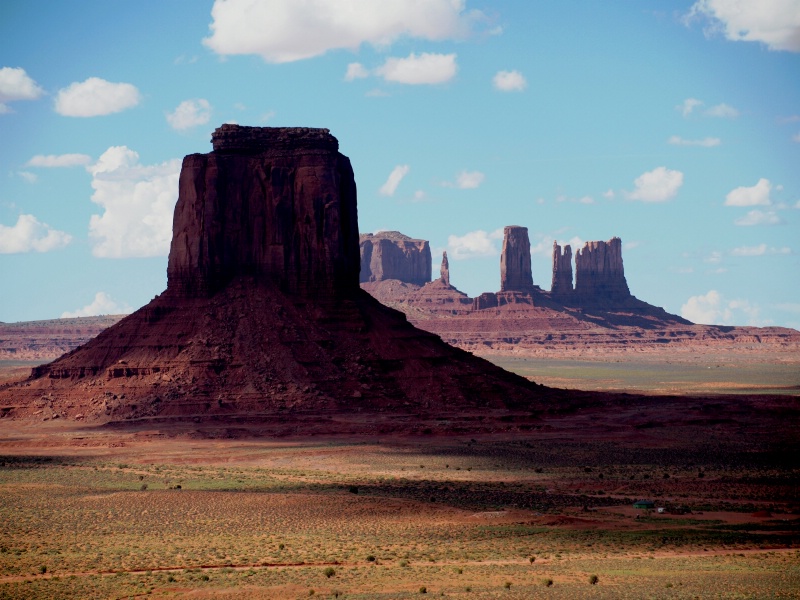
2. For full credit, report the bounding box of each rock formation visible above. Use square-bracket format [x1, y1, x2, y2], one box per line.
[551, 242, 573, 298]
[440, 251, 450, 287]
[574, 237, 631, 304]
[169, 125, 359, 297]
[500, 226, 534, 293]
[1, 126, 545, 425]
[359, 231, 431, 286]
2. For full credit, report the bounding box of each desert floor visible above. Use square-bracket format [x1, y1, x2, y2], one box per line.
[0, 356, 798, 599]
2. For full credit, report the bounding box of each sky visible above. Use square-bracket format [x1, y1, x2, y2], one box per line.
[1, 0, 799, 329]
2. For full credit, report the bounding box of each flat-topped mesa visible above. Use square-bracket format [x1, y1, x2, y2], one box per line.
[551, 242, 573, 298]
[440, 251, 450, 287]
[500, 226, 535, 293]
[167, 125, 359, 297]
[574, 237, 631, 302]
[359, 232, 432, 286]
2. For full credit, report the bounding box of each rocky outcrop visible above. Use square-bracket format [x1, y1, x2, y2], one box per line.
[168, 125, 359, 297]
[574, 238, 631, 304]
[1, 126, 546, 425]
[500, 226, 534, 293]
[359, 231, 431, 286]
[440, 251, 450, 287]
[551, 242, 573, 298]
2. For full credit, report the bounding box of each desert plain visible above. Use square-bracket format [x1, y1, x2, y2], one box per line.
[1, 350, 798, 600]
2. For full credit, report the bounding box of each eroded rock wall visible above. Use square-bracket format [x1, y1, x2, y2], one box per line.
[574, 237, 631, 303]
[359, 232, 432, 286]
[500, 226, 534, 293]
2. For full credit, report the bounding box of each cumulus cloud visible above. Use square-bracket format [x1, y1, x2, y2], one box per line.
[447, 228, 503, 260]
[734, 209, 782, 226]
[375, 52, 457, 84]
[55, 77, 141, 117]
[166, 98, 212, 130]
[705, 102, 739, 118]
[379, 164, 410, 196]
[344, 62, 369, 81]
[686, 0, 800, 52]
[681, 290, 766, 326]
[677, 97, 704, 116]
[668, 135, 721, 147]
[724, 178, 772, 206]
[0, 214, 72, 253]
[87, 146, 181, 258]
[627, 167, 684, 202]
[61, 292, 133, 318]
[26, 153, 92, 167]
[17, 171, 37, 184]
[0, 67, 44, 113]
[203, 0, 481, 63]
[454, 170, 485, 189]
[492, 70, 526, 92]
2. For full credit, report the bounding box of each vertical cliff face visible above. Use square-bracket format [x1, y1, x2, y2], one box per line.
[574, 237, 631, 302]
[551, 242, 573, 297]
[167, 125, 360, 297]
[359, 231, 432, 286]
[440, 251, 450, 287]
[500, 226, 534, 292]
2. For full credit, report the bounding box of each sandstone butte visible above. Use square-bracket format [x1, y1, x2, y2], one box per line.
[0, 125, 566, 428]
[360, 227, 800, 359]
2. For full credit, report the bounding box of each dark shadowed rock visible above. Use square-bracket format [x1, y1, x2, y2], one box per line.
[359, 231, 432, 286]
[551, 242, 573, 298]
[440, 251, 450, 287]
[500, 226, 534, 293]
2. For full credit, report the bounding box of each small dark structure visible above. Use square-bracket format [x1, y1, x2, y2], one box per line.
[633, 500, 655, 510]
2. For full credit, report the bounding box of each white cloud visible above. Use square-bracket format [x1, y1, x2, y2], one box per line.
[203, 0, 481, 63]
[731, 244, 791, 256]
[602, 189, 615, 199]
[731, 243, 767, 256]
[87, 146, 181, 258]
[344, 62, 369, 81]
[686, 0, 800, 52]
[166, 98, 212, 130]
[678, 97, 704, 116]
[627, 166, 684, 202]
[413, 190, 426, 201]
[447, 228, 503, 260]
[61, 292, 133, 318]
[365, 88, 390, 97]
[668, 135, 721, 147]
[492, 70, 526, 92]
[0, 214, 72, 253]
[724, 178, 772, 206]
[704, 250, 723, 264]
[379, 164, 410, 196]
[681, 290, 766, 326]
[376, 52, 457, 85]
[17, 171, 37, 183]
[734, 209, 782, 226]
[455, 170, 485, 189]
[27, 153, 92, 167]
[0, 67, 44, 112]
[55, 77, 141, 117]
[705, 102, 739, 118]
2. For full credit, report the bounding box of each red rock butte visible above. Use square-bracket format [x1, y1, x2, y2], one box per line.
[0, 125, 552, 427]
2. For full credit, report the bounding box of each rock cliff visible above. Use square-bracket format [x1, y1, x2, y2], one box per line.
[168, 125, 359, 297]
[500, 226, 535, 293]
[359, 231, 431, 286]
[551, 242, 573, 298]
[574, 237, 631, 304]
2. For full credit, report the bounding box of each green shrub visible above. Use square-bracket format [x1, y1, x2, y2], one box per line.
[419, 586, 427, 594]
[589, 574, 599, 585]
[543, 578, 553, 587]
[504, 581, 512, 589]
[324, 567, 336, 578]
[366, 555, 375, 562]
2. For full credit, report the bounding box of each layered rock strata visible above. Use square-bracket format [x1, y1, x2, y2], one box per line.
[574, 238, 631, 304]
[359, 231, 431, 286]
[1, 126, 545, 424]
[500, 226, 535, 293]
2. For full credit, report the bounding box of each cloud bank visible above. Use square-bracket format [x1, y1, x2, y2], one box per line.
[61, 292, 133, 318]
[687, 0, 800, 52]
[0, 214, 72, 253]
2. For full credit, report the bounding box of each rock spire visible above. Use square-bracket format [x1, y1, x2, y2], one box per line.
[551, 242, 573, 297]
[440, 251, 450, 287]
[500, 226, 534, 293]
[574, 237, 631, 301]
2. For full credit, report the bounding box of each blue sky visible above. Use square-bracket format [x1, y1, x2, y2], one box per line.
[1, 0, 799, 328]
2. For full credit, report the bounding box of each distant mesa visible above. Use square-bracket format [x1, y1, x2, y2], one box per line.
[0, 125, 548, 426]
